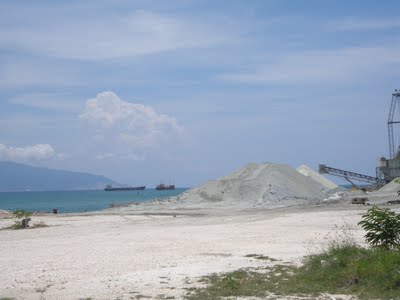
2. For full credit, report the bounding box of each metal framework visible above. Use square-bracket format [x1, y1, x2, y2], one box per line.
[319, 164, 386, 186]
[388, 90, 400, 159]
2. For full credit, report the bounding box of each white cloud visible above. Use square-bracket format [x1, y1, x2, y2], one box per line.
[0, 143, 56, 162]
[218, 46, 400, 85]
[0, 10, 231, 60]
[80, 91, 183, 151]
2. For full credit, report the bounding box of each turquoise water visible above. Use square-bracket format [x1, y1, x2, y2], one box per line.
[0, 188, 188, 213]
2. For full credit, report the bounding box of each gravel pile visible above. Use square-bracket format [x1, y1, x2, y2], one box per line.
[377, 178, 400, 193]
[296, 164, 339, 190]
[175, 163, 332, 208]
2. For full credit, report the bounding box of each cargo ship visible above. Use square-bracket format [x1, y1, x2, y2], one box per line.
[155, 184, 175, 190]
[104, 184, 145, 191]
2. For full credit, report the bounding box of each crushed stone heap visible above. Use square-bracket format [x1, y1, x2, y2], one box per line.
[296, 164, 339, 190]
[376, 178, 400, 193]
[176, 163, 332, 208]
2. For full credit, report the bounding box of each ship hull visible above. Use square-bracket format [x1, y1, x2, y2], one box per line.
[155, 184, 175, 190]
[104, 186, 145, 191]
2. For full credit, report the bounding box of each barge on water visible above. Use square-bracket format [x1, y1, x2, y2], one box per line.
[155, 184, 175, 190]
[104, 184, 146, 191]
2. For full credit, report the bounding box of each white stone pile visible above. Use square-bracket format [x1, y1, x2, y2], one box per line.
[296, 164, 339, 190]
[377, 178, 400, 193]
[175, 162, 338, 208]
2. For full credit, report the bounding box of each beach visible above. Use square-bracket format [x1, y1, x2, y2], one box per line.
[2, 163, 399, 299]
[0, 204, 369, 300]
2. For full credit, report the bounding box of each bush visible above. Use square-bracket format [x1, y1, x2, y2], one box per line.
[12, 209, 32, 229]
[12, 209, 32, 219]
[358, 205, 400, 250]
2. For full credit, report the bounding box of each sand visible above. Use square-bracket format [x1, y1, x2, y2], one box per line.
[0, 209, 12, 218]
[0, 205, 369, 300]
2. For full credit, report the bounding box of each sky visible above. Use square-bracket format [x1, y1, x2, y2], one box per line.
[0, 0, 400, 187]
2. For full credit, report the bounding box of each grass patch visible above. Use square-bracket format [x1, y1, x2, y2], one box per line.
[245, 254, 278, 261]
[186, 246, 400, 300]
[291, 245, 400, 298]
[1, 221, 49, 231]
[134, 295, 151, 299]
[185, 265, 294, 300]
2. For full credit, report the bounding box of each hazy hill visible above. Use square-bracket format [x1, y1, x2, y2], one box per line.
[0, 161, 118, 192]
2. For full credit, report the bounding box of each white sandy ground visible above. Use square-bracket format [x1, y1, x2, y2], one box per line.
[0, 204, 377, 300]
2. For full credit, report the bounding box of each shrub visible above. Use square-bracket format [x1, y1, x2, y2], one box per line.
[358, 205, 400, 250]
[12, 209, 32, 229]
[12, 209, 32, 219]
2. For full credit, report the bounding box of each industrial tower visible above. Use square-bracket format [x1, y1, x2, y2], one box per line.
[320, 90, 400, 188]
[377, 90, 400, 182]
[388, 90, 400, 159]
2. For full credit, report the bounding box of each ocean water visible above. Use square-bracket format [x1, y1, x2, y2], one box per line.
[0, 188, 188, 213]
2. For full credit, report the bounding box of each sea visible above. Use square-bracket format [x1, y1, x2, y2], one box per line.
[0, 188, 188, 213]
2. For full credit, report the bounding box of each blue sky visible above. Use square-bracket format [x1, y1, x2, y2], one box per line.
[0, 0, 399, 187]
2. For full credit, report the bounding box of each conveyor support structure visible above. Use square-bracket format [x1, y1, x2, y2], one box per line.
[318, 164, 386, 187]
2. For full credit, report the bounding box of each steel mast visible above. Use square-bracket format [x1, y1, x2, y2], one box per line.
[388, 90, 400, 159]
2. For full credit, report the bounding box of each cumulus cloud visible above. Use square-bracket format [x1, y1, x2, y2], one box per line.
[79, 92, 183, 154]
[0, 143, 56, 162]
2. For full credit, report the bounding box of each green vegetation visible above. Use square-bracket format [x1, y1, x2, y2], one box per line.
[244, 254, 278, 261]
[186, 206, 400, 300]
[358, 205, 400, 250]
[285, 245, 400, 299]
[186, 246, 400, 300]
[12, 209, 32, 219]
[12, 209, 32, 229]
[185, 266, 290, 299]
[1, 210, 48, 230]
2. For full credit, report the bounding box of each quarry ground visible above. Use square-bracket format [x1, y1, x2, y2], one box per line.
[1, 162, 400, 299]
[0, 204, 371, 300]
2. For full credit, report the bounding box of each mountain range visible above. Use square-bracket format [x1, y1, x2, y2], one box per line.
[0, 161, 118, 192]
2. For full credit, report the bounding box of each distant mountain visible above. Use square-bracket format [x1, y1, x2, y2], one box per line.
[0, 161, 118, 192]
